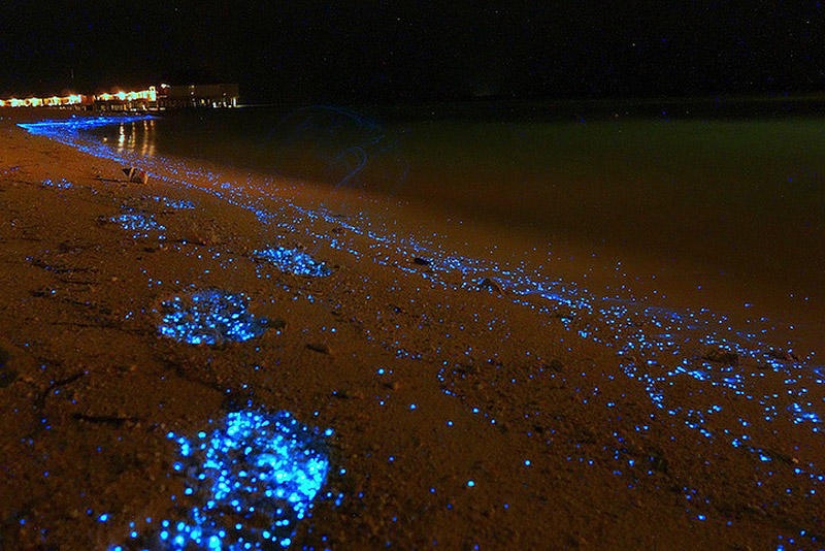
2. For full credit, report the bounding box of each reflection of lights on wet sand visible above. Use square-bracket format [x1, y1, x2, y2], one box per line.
[157, 289, 269, 345]
[108, 410, 339, 550]
[253, 247, 331, 277]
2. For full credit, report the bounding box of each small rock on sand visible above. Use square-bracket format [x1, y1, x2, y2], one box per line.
[479, 277, 504, 294]
[307, 342, 331, 354]
[702, 348, 739, 364]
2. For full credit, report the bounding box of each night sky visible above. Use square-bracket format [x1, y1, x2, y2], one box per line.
[2, 1, 824, 103]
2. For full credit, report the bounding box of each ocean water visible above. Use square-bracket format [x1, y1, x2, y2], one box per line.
[86, 99, 824, 349]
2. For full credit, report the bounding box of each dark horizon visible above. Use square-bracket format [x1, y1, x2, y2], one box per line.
[2, 1, 824, 104]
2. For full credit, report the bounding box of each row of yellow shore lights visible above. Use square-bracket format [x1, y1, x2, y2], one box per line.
[0, 86, 157, 108]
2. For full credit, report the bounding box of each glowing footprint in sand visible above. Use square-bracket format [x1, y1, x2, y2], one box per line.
[110, 409, 339, 550]
[157, 289, 269, 345]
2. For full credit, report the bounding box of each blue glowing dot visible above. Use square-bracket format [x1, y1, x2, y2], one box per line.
[467, 480, 475, 487]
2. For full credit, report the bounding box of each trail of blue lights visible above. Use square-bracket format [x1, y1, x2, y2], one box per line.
[20, 115, 824, 548]
[23, 114, 824, 439]
[253, 247, 332, 278]
[109, 212, 167, 239]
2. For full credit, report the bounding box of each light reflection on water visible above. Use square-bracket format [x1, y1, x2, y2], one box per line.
[113, 118, 156, 158]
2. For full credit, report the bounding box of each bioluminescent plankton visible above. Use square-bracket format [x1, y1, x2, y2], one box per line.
[252, 247, 331, 278]
[109, 409, 341, 550]
[157, 289, 269, 346]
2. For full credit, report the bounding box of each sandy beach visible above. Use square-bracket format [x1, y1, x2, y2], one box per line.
[1, 109, 823, 550]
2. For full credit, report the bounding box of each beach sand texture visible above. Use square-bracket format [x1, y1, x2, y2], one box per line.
[1, 110, 823, 550]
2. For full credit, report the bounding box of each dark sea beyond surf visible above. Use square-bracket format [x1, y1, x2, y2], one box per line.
[85, 97, 824, 349]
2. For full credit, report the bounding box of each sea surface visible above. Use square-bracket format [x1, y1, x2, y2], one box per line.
[85, 97, 824, 351]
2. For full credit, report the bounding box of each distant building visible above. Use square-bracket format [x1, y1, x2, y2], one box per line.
[159, 83, 239, 109]
[94, 87, 157, 111]
[0, 94, 92, 109]
[1, 83, 240, 111]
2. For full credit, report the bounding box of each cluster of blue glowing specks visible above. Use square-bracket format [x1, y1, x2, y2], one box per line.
[253, 247, 331, 277]
[109, 410, 337, 550]
[158, 290, 269, 345]
[110, 212, 167, 239]
[40, 177, 73, 189]
[150, 195, 196, 210]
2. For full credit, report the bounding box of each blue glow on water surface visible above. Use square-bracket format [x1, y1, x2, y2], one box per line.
[109, 409, 338, 550]
[157, 290, 269, 345]
[19, 115, 156, 136]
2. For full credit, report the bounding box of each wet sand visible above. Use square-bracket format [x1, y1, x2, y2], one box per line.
[1, 109, 823, 550]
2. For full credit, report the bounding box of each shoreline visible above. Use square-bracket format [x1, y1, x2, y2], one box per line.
[76, 106, 824, 353]
[1, 110, 823, 549]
